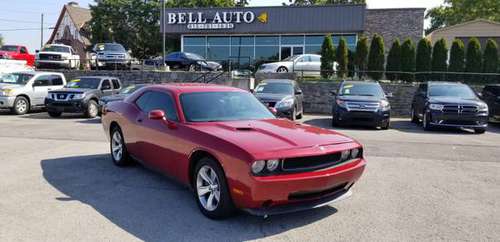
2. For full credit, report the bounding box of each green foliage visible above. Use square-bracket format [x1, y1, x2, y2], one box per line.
[354, 36, 369, 77]
[336, 37, 349, 78]
[347, 49, 355, 78]
[367, 34, 385, 80]
[415, 38, 432, 81]
[432, 38, 448, 81]
[483, 39, 498, 82]
[448, 39, 465, 81]
[426, 0, 500, 34]
[465, 37, 482, 82]
[386, 39, 401, 81]
[320, 34, 336, 78]
[0, 34, 3, 47]
[289, 0, 366, 5]
[400, 38, 416, 82]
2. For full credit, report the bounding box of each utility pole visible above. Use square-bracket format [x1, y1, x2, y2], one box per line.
[161, 0, 166, 70]
[40, 13, 44, 48]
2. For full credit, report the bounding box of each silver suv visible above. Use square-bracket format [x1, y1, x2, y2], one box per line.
[0, 71, 66, 115]
[90, 43, 131, 70]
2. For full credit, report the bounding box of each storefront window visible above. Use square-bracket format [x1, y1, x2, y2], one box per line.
[305, 35, 325, 45]
[281, 35, 304, 45]
[207, 36, 230, 46]
[184, 36, 206, 46]
[231, 36, 254, 46]
[305, 45, 322, 54]
[255, 36, 279, 45]
[207, 46, 230, 61]
[184, 45, 206, 58]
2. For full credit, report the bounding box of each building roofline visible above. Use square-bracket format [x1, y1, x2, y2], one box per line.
[165, 4, 367, 11]
[428, 19, 500, 36]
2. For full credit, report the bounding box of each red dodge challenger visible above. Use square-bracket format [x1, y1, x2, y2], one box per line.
[101, 83, 366, 219]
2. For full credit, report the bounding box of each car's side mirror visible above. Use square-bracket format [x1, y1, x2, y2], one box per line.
[268, 107, 277, 115]
[476, 92, 483, 98]
[295, 90, 303, 95]
[250, 89, 254, 93]
[148, 109, 165, 120]
[386, 92, 393, 98]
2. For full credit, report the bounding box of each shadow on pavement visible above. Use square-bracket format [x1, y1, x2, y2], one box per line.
[41, 154, 337, 241]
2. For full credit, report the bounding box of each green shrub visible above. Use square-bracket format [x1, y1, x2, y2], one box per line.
[465, 37, 482, 82]
[448, 39, 465, 81]
[432, 38, 448, 81]
[483, 39, 498, 82]
[416, 38, 432, 81]
[367, 34, 385, 80]
[354, 36, 369, 78]
[320, 34, 335, 79]
[400, 38, 416, 82]
[336, 37, 349, 78]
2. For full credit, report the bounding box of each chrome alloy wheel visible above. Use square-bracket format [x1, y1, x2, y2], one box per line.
[111, 131, 123, 161]
[196, 165, 221, 212]
[89, 103, 98, 117]
[16, 99, 28, 113]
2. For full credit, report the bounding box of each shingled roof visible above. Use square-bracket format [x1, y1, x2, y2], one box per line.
[47, 3, 92, 45]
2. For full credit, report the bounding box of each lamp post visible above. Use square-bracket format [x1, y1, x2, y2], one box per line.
[161, 0, 166, 71]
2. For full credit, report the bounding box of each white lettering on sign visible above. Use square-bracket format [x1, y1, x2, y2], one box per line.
[166, 11, 258, 28]
[187, 23, 235, 30]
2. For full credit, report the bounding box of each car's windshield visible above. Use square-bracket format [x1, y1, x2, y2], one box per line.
[429, 84, 477, 99]
[282, 55, 301, 62]
[181, 91, 275, 122]
[41, 45, 70, 53]
[119, 85, 144, 94]
[0, 45, 18, 52]
[0, 73, 33, 85]
[95, 44, 126, 52]
[340, 83, 385, 97]
[255, 82, 294, 94]
[66, 78, 101, 89]
[185, 53, 204, 60]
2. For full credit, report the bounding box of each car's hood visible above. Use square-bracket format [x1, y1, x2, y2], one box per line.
[101, 94, 127, 102]
[255, 93, 291, 102]
[38, 51, 65, 55]
[97, 51, 127, 56]
[338, 95, 384, 102]
[429, 96, 483, 105]
[0, 83, 23, 89]
[49, 88, 93, 94]
[191, 119, 354, 156]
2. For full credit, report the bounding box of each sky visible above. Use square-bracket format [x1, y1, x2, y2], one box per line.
[0, 0, 443, 53]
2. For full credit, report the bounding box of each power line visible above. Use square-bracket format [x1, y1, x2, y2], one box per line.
[0, 27, 54, 32]
[0, 18, 55, 25]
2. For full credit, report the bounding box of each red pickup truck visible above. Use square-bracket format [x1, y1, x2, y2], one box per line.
[0, 45, 35, 66]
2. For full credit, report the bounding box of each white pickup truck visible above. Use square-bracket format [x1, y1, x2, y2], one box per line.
[35, 44, 80, 70]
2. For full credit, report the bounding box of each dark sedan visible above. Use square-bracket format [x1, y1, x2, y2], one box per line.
[165, 52, 222, 71]
[98, 84, 148, 114]
[482, 84, 500, 123]
[411, 82, 489, 133]
[253, 79, 304, 120]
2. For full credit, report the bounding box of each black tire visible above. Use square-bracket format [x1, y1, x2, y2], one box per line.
[296, 111, 303, 120]
[277, 66, 288, 73]
[332, 115, 339, 127]
[423, 112, 433, 131]
[12, 96, 30, 115]
[84, 100, 99, 118]
[474, 128, 486, 134]
[380, 119, 390, 130]
[48, 111, 62, 118]
[289, 108, 296, 121]
[193, 157, 235, 219]
[110, 126, 131, 166]
[188, 64, 196, 72]
[411, 107, 419, 123]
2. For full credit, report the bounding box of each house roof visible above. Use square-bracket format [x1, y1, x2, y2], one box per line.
[47, 4, 92, 46]
[428, 19, 500, 36]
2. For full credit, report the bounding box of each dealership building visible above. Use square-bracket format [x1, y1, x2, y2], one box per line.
[162, 5, 425, 68]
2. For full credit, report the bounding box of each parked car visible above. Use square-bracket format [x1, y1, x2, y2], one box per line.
[253, 79, 304, 120]
[45, 76, 122, 118]
[256, 54, 336, 76]
[331, 81, 391, 129]
[0, 59, 34, 74]
[101, 83, 366, 219]
[0, 45, 35, 66]
[90, 43, 131, 70]
[411, 82, 489, 133]
[35, 44, 80, 69]
[0, 71, 66, 115]
[481, 84, 500, 123]
[98, 83, 149, 113]
[165, 52, 222, 71]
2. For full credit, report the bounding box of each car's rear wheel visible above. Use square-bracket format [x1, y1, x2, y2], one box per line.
[289, 108, 296, 121]
[48, 111, 62, 118]
[277, 66, 288, 73]
[194, 157, 235, 219]
[474, 128, 486, 134]
[85, 100, 99, 118]
[188, 64, 196, 72]
[411, 107, 419, 123]
[423, 112, 433, 131]
[12, 96, 29, 115]
[380, 119, 390, 130]
[110, 127, 131, 166]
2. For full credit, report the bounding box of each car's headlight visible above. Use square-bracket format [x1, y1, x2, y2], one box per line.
[0, 89, 14, 97]
[251, 160, 266, 174]
[276, 97, 294, 109]
[340, 148, 362, 162]
[380, 100, 390, 111]
[251, 159, 281, 175]
[429, 103, 444, 111]
[46, 93, 53, 99]
[71, 93, 85, 99]
[478, 103, 488, 112]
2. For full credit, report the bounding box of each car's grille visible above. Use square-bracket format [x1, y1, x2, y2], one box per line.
[289, 182, 348, 200]
[442, 104, 478, 114]
[39, 54, 61, 60]
[51, 93, 77, 101]
[282, 152, 344, 172]
[345, 101, 379, 112]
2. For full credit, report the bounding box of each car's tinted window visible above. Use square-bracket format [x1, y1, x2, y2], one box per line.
[147, 92, 179, 121]
[340, 83, 384, 97]
[310, 55, 321, 62]
[51, 75, 64, 86]
[485, 86, 500, 96]
[0, 73, 33, 84]
[255, 82, 294, 94]
[135, 92, 152, 111]
[0, 45, 18, 52]
[20, 47, 28, 54]
[66, 78, 101, 89]
[35, 75, 51, 86]
[101, 80, 111, 90]
[112, 79, 121, 89]
[429, 84, 477, 98]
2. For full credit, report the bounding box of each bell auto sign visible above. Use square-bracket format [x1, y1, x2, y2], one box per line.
[167, 11, 266, 30]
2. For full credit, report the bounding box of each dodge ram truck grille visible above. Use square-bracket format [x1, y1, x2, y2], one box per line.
[282, 152, 343, 172]
[345, 101, 379, 112]
[442, 105, 478, 114]
[39, 54, 61, 60]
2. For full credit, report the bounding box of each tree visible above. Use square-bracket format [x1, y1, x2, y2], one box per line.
[385, 39, 401, 81]
[287, 0, 366, 5]
[320, 35, 336, 79]
[354, 36, 369, 78]
[448, 38, 466, 81]
[400, 38, 416, 82]
[336, 37, 348, 78]
[482, 39, 498, 82]
[465, 37, 482, 82]
[432, 38, 448, 81]
[0, 34, 3, 47]
[416, 38, 432, 82]
[367, 34, 385, 80]
[347, 49, 355, 78]
[426, 0, 500, 34]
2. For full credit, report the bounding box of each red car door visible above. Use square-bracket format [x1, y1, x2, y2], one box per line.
[132, 90, 184, 177]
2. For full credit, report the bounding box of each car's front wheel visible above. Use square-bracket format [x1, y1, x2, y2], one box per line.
[194, 157, 235, 219]
[474, 128, 486, 134]
[12, 96, 29, 115]
[48, 111, 62, 118]
[423, 112, 433, 131]
[277, 66, 288, 73]
[85, 100, 99, 118]
[110, 127, 131, 166]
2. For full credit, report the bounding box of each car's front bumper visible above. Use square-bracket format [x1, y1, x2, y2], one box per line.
[276, 106, 295, 118]
[334, 107, 390, 126]
[428, 110, 488, 128]
[36, 60, 70, 67]
[0, 96, 16, 108]
[45, 98, 86, 113]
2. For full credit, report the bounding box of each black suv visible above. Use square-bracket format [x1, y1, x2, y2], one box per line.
[482, 84, 500, 123]
[411, 82, 488, 133]
[46, 76, 122, 118]
[253, 79, 304, 120]
[331, 81, 391, 129]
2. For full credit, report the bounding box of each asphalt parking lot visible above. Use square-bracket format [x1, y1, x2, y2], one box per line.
[1, 111, 499, 241]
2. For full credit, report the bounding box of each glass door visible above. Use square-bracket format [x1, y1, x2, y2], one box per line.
[280, 46, 304, 60]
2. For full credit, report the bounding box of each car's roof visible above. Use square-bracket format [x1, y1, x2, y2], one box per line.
[149, 83, 245, 94]
[261, 79, 294, 84]
[77, 76, 119, 79]
[46, 44, 70, 47]
[12, 71, 63, 75]
[342, 80, 380, 85]
[427, 81, 467, 85]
